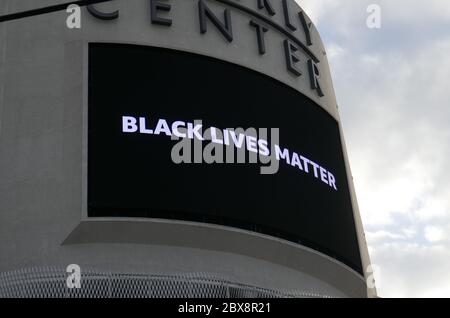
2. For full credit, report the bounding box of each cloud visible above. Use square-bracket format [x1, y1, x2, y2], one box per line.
[366, 230, 407, 245]
[424, 226, 445, 243]
[297, 0, 450, 297]
[370, 242, 450, 298]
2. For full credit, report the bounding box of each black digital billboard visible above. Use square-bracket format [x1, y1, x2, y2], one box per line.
[88, 43, 363, 274]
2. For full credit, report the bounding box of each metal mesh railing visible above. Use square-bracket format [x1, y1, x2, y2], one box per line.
[0, 267, 332, 298]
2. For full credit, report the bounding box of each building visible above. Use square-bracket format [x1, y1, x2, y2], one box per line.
[0, 0, 375, 298]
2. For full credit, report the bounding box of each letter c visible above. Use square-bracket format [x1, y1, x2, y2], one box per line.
[87, 4, 119, 20]
[172, 121, 187, 138]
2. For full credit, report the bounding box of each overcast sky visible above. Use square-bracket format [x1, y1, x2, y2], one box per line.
[297, 0, 450, 297]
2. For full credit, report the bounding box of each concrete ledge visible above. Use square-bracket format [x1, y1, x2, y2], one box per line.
[64, 218, 367, 297]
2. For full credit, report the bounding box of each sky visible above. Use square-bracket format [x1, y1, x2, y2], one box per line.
[2, 0, 448, 298]
[297, 0, 450, 297]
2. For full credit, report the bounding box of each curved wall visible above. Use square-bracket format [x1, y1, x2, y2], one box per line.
[0, 0, 374, 297]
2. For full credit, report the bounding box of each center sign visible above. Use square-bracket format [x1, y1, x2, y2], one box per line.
[87, 0, 325, 97]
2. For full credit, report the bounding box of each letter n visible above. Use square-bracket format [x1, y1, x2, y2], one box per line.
[198, 0, 233, 42]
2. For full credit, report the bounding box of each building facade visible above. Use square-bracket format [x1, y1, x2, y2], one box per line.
[0, 0, 374, 298]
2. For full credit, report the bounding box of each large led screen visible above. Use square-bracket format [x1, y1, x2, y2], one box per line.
[88, 43, 363, 274]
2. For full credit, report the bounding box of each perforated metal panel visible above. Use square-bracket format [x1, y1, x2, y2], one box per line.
[0, 267, 332, 298]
